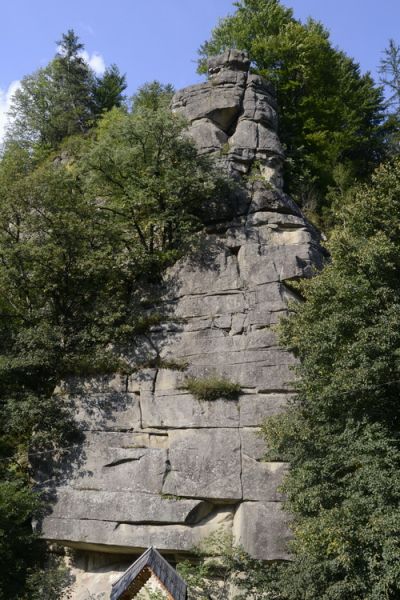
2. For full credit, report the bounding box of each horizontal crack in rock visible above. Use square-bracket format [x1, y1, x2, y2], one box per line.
[103, 456, 144, 468]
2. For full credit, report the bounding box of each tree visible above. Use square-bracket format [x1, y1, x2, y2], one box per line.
[9, 30, 94, 146]
[82, 84, 227, 262]
[199, 0, 386, 224]
[130, 80, 174, 112]
[0, 480, 41, 599]
[92, 64, 127, 116]
[380, 39, 400, 115]
[7, 30, 126, 148]
[177, 532, 278, 599]
[260, 158, 400, 599]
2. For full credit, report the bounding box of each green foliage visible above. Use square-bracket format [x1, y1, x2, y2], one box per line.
[0, 94, 223, 388]
[183, 377, 241, 400]
[259, 158, 400, 598]
[21, 556, 72, 600]
[136, 587, 167, 600]
[0, 480, 40, 599]
[7, 30, 126, 149]
[83, 98, 225, 258]
[178, 531, 279, 599]
[199, 0, 386, 223]
[92, 64, 127, 116]
[379, 39, 400, 156]
[9, 30, 95, 146]
[130, 80, 174, 112]
[0, 76, 228, 597]
[0, 478, 68, 600]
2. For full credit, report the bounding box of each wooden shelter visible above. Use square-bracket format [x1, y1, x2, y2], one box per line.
[110, 547, 187, 600]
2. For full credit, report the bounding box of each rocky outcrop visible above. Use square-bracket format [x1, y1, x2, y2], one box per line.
[40, 50, 324, 598]
[173, 49, 283, 187]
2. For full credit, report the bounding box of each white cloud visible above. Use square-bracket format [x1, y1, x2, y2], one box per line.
[80, 50, 106, 76]
[56, 46, 106, 76]
[0, 80, 21, 145]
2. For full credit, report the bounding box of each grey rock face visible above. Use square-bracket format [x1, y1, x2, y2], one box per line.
[40, 51, 324, 587]
[162, 428, 242, 501]
[172, 49, 284, 186]
[233, 501, 292, 560]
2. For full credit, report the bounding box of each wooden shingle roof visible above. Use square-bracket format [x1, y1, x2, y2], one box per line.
[110, 547, 187, 600]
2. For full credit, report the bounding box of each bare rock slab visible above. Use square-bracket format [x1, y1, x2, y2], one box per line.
[69, 432, 168, 495]
[48, 489, 212, 524]
[162, 429, 242, 501]
[141, 393, 239, 429]
[42, 507, 234, 554]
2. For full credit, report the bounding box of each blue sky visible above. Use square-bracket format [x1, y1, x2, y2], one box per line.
[1, 0, 399, 140]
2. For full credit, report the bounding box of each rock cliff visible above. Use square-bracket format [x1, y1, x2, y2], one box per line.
[40, 50, 324, 598]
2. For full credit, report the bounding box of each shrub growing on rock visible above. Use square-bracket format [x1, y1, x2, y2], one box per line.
[184, 377, 241, 400]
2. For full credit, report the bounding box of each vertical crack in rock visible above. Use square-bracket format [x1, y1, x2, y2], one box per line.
[137, 393, 143, 429]
[238, 426, 244, 500]
[162, 447, 172, 489]
[152, 368, 159, 394]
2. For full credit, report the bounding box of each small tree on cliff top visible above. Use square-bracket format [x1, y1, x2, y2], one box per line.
[8, 30, 126, 148]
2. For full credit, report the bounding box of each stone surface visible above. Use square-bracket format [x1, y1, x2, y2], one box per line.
[163, 429, 242, 501]
[67, 432, 168, 495]
[43, 506, 234, 554]
[141, 394, 240, 429]
[40, 51, 324, 595]
[172, 50, 284, 184]
[49, 489, 213, 524]
[233, 501, 292, 560]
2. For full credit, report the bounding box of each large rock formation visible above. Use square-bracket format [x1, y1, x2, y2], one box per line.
[40, 50, 324, 598]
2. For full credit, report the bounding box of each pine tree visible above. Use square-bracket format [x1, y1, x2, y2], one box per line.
[7, 30, 126, 149]
[380, 39, 400, 114]
[379, 39, 400, 155]
[92, 63, 127, 116]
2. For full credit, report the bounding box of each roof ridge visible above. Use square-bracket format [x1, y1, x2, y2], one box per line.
[110, 546, 187, 600]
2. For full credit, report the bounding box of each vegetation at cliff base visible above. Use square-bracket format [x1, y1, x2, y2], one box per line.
[0, 32, 228, 600]
[178, 531, 275, 599]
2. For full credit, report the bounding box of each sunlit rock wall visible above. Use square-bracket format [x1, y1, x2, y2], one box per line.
[40, 50, 324, 599]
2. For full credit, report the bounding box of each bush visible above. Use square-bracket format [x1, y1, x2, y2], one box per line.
[183, 377, 241, 400]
